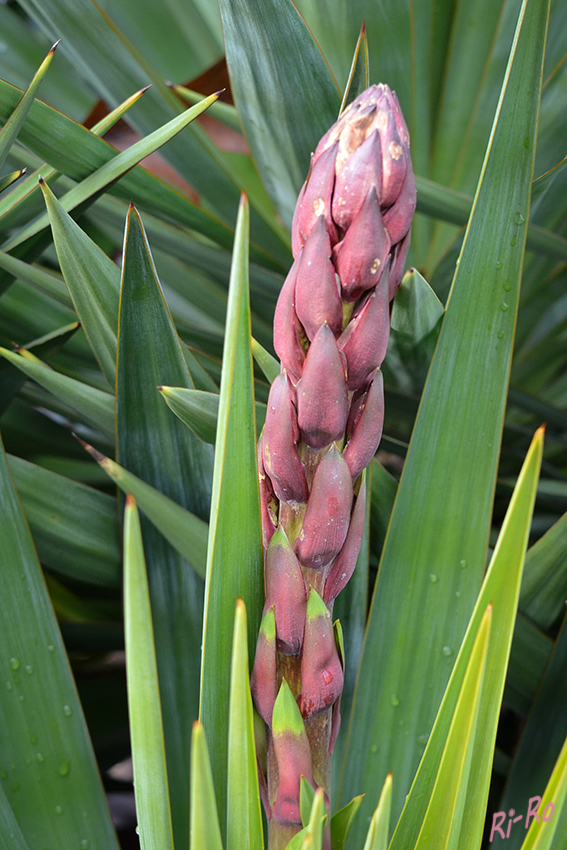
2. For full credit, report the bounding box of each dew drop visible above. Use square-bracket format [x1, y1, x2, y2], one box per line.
[11, 783, 20, 792]
[501, 302, 509, 312]
[47, 645, 55, 653]
[30, 735, 37, 744]
[13, 675, 20, 684]
[25, 665, 33, 675]
[442, 646, 453, 657]
[10, 658, 20, 671]
[455, 591, 462, 598]
[370, 743, 378, 753]
[417, 734, 428, 745]
[487, 323, 492, 330]
[429, 574, 438, 583]
[510, 234, 517, 247]
[135, 826, 140, 836]
[390, 694, 400, 707]
[36, 753, 45, 764]
[80, 840, 90, 849]
[523, 137, 530, 149]
[18, 695, 24, 702]
[55, 805, 63, 815]
[6, 682, 13, 691]
[58, 759, 70, 777]
[503, 281, 512, 291]
[63, 705, 72, 718]
[498, 330, 505, 339]
[460, 559, 467, 569]
[514, 212, 526, 225]
[495, 260, 502, 270]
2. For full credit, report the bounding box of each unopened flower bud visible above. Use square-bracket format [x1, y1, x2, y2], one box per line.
[382, 158, 417, 245]
[273, 255, 306, 383]
[343, 369, 384, 480]
[295, 445, 353, 569]
[294, 217, 343, 341]
[272, 679, 315, 825]
[333, 186, 391, 302]
[332, 130, 382, 232]
[251, 607, 278, 724]
[389, 230, 411, 298]
[296, 324, 349, 449]
[264, 527, 308, 655]
[375, 96, 407, 208]
[338, 266, 390, 390]
[258, 441, 278, 548]
[300, 590, 344, 718]
[292, 142, 339, 255]
[263, 372, 308, 503]
[324, 484, 367, 604]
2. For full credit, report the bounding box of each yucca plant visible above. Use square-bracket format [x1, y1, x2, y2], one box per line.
[1, 0, 567, 849]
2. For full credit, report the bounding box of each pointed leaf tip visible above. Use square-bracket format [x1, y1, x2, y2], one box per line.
[49, 39, 61, 54]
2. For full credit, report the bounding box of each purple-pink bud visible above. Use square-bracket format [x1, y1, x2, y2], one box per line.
[273, 255, 306, 383]
[264, 527, 308, 655]
[251, 607, 278, 724]
[294, 216, 343, 341]
[333, 186, 391, 301]
[382, 157, 417, 245]
[296, 324, 349, 449]
[324, 484, 367, 603]
[295, 445, 353, 569]
[291, 142, 339, 256]
[338, 266, 390, 391]
[343, 369, 384, 480]
[300, 590, 344, 718]
[263, 372, 308, 503]
[332, 130, 382, 233]
[376, 98, 408, 208]
[272, 680, 315, 825]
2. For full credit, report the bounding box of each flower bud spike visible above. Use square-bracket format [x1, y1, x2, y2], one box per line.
[332, 130, 382, 232]
[343, 369, 385, 480]
[251, 607, 278, 724]
[297, 324, 349, 449]
[294, 216, 343, 341]
[382, 156, 417, 245]
[333, 186, 391, 301]
[292, 141, 339, 253]
[272, 679, 315, 825]
[295, 445, 353, 569]
[264, 527, 308, 655]
[300, 590, 344, 718]
[324, 483, 367, 603]
[338, 266, 391, 391]
[273, 255, 306, 383]
[263, 372, 309, 503]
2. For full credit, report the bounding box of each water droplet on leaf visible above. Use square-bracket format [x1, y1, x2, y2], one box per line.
[429, 574, 438, 583]
[442, 646, 453, 657]
[390, 694, 400, 706]
[63, 705, 72, 717]
[58, 759, 70, 777]
[36, 753, 45, 763]
[514, 212, 525, 225]
[10, 658, 20, 671]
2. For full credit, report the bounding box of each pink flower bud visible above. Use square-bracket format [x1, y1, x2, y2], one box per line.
[333, 186, 391, 301]
[273, 255, 307, 383]
[264, 527, 308, 655]
[343, 369, 384, 480]
[296, 324, 349, 449]
[272, 680, 315, 825]
[294, 216, 343, 341]
[382, 157, 417, 245]
[324, 484, 367, 603]
[258, 441, 277, 548]
[332, 130, 382, 232]
[338, 268, 390, 391]
[300, 590, 344, 718]
[291, 142, 339, 255]
[263, 372, 309, 503]
[375, 99, 407, 208]
[251, 607, 278, 724]
[295, 445, 353, 569]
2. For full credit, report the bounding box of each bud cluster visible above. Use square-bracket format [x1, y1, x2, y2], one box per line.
[252, 85, 416, 834]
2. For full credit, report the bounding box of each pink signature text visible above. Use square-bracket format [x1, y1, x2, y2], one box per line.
[490, 796, 554, 841]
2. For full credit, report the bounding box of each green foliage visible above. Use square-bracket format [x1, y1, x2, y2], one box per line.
[0, 0, 566, 849]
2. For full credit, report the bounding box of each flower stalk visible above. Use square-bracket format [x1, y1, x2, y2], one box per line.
[253, 84, 416, 848]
